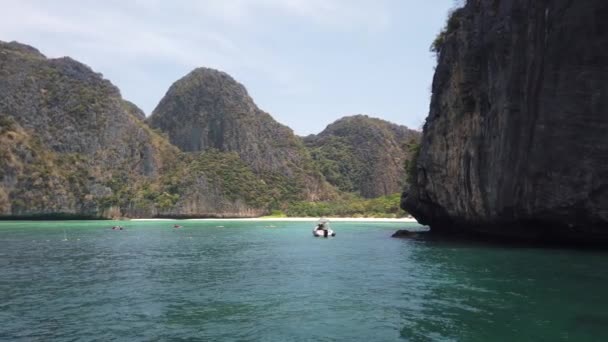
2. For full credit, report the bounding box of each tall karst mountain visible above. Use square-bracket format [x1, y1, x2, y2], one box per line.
[305, 115, 420, 198]
[403, 0, 608, 242]
[148, 68, 333, 202]
[0, 41, 269, 218]
[0, 41, 175, 217]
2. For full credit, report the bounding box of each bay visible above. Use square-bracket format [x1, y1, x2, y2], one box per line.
[1, 220, 607, 341]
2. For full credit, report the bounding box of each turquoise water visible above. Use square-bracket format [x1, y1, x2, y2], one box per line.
[1, 220, 608, 341]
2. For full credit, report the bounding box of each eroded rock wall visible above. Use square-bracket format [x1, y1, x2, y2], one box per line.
[403, 0, 608, 241]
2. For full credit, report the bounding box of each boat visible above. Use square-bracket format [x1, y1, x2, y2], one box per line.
[312, 219, 335, 237]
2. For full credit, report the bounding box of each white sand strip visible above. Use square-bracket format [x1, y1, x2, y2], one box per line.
[131, 217, 418, 223]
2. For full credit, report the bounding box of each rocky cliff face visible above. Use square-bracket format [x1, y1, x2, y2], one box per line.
[0, 41, 266, 218]
[148, 68, 333, 201]
[305, 115, 420, 198]
[0, 41, 174, 217]
[403, 1, 608, 242]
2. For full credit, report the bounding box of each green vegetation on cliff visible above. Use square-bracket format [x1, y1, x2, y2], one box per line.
[430, 7, 464, 56]
[305, 115, 420, 198]
[284, 193, 408, 218]
[0, 118, 100, 217]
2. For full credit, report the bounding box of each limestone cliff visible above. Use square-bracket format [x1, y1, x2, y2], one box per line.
[305, 115, 420, 198]
[148, 68, 334, 201]
[403, 1, 608, 242]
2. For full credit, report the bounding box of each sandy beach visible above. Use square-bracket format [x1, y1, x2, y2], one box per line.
[131, 217, 419, 223]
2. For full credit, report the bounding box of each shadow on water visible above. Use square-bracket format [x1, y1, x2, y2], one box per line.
[395, 229, 608, 252]
[393, 230, 608, 341]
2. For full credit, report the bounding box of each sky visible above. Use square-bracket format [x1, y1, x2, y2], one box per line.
[0, 0, 458, 135]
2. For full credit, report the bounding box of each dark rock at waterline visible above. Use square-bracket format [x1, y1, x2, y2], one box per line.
[391, 230, 419, 238]
[403, 0, 608, 243]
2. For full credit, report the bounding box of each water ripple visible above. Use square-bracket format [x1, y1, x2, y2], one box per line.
[1, 221, 608, 341]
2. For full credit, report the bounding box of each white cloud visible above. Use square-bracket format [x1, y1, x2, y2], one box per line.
[195, 0, 391, 32]
[0, 1, 237, 66]
[0, 0, 393, 113]
[0, 0, 391, 66]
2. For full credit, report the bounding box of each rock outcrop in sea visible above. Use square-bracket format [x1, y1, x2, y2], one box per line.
[305, 115, 420, 198]
[402, 0, 608, 242]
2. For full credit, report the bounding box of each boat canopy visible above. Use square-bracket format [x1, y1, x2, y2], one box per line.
[317, 218, 330, 226]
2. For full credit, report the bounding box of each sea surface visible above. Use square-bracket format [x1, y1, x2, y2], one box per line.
[1, 220, 608, 341]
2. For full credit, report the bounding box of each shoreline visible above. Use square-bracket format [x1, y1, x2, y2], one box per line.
[130, 217, 419, 223]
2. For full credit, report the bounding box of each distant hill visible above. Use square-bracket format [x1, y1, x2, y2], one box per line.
[147, 68, 334, 202]
[305, 115, 420, 198]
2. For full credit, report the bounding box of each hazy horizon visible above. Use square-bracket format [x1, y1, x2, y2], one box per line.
[0, 0, 457, 135]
